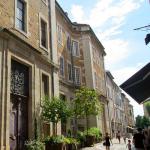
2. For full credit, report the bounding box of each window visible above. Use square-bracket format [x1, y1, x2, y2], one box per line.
[67, 36, 71, 51]
[42, 74, 49, 97]
[40, 18, 48, 49]
[16, 0, 26, 31]
[57, 25, 63, 44]
[72, 41, 79, 56]
[74, 67, 80, 85]
[60, 56, 64, 76]
[68, 63, 72, 81]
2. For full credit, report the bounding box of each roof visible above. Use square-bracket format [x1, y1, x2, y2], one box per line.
[55, 1, 106, 56]
[120, 63, 150, 104]
[106, 71, 114, 79]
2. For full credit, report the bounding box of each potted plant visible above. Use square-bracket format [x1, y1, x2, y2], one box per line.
[25, 118, 45, 150]
[44, 135, 65, 150]
[41, 96, 72, 150]
[25, 140, 45, 150]
[84, 130, 95, 147]
[65, 137, 78, 150]
[73, 87, 102, 147]
[87, 127, 102, 143]
[77, 131, 85, 148]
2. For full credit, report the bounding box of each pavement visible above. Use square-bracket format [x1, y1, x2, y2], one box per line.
[81, 138, 134, 150]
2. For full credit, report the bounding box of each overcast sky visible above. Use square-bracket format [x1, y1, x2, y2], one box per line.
[57, 0, 150, 117]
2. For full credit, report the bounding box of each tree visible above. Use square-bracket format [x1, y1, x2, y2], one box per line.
[135, 115, 150, 129]
[73, 87, 102, 135]
[41, 96, 72, 135]
[144, 101, 150, 116]
[135, 115, 143, 128]
[141, 116, 150, 128]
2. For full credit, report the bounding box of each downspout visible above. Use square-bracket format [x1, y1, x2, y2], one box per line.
[70, 37, 78, 136]
[48, 0, 54, 97]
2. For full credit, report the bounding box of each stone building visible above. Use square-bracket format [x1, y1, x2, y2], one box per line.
[0, 0, 59, 149]
[0, 0, 136, 149]
[56, 2, 109, 136]
[128, 104, 135, 128]
[106, 71, 115, 137]
[106, 71, 135, 137]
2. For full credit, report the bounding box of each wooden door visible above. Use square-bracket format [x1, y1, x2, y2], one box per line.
[10, 60, 29, 150]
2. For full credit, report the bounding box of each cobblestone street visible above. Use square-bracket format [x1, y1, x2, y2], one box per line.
[81, 138, 132, 150]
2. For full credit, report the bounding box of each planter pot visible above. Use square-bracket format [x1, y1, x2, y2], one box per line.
[85, 135, 95, 147]
[45, 142, 64, 150]
[66, 143, 78, 150]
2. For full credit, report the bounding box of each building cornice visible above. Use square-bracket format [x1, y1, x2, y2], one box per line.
[0, 27, 59, 69]
[55, 1, 106, 56]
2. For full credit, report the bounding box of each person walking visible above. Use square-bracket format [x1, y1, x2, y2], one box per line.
[123, 132, 126, 144]
[143, 130, 150, 150]
[133, 128, 145, 150]
[116, 131, 121, 144]
[126, 139, 132, 150]
[104, 133, 113, 150]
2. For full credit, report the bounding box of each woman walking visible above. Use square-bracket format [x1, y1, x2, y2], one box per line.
[104, 133, 113, 150]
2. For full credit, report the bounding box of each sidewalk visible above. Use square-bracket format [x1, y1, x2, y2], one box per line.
[81, 138, 127, 150]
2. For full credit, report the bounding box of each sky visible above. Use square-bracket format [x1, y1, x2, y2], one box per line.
[57, 0, 150, 117]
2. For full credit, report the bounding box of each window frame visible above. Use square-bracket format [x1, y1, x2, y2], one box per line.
[39, 13, 49, 51]
[67, 62, 73, 82]
[15, 0, 28, 36]
[57, 24, 63, 45]
[66, 35, 71, 52]
[72, 40, 80, 57]
[59, 56, 65, 77]
[74, 66, 81, 85]
[40, 71, 50, 99]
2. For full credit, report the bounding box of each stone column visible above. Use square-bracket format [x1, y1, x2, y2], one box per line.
[0, 38, 10, 150]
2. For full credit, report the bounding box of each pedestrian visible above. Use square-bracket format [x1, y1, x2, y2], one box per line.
[143, 130, 150, 150]
[133, 128, 145, 150]
[123, 132, 126, 143]
[126, 139, 132, 150]
[103, 132, 113, 150]
[116, 131, 121, 144]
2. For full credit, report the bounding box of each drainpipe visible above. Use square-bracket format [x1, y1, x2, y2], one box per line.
[48, 0, 56, 97]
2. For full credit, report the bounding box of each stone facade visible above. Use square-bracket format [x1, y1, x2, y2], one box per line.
[56, 2, 108, 136]
[106, 71, 135, 137]
[0, 1, 136, 149]
[0, 0, 59, 149]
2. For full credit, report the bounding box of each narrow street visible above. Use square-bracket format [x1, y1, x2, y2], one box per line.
[81, 138, 131, 150]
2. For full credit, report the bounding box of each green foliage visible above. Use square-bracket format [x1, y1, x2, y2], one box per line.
[142, 116, 150, 128]
[64, 137, 79, 144]
[73, 87, 102, 118]
[73, 87, 102, 135]
[25, 140, 45, 150]
[135, 115, 150, 129]
[41, 96, 72, 124]
[144, 101, 150, 116]
[85, 127, 102, 140]
[135, 115, 142, 128]
[44, 135, 65, 144]
[77, 131, 86, 143]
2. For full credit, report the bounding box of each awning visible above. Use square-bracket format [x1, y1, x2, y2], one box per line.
[127, 126, 134, 130]
[120, 63, 150, 104]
